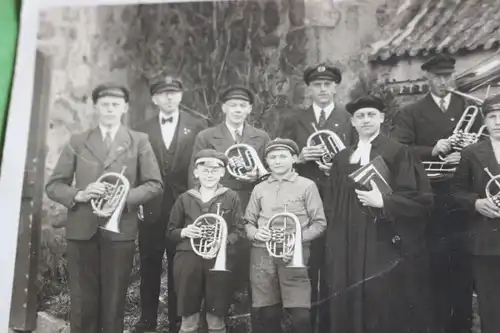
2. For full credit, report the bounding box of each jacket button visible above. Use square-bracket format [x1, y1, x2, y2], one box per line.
[392, 235, 401, 244]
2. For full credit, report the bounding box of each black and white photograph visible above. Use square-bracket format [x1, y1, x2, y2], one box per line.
[3, 0, 500, 333]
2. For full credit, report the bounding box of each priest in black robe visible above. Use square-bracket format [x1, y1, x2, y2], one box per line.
[323, 95, 434, 333]
[451, 94, 500, 333]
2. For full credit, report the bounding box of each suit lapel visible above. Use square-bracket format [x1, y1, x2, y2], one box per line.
[171, 111, 192, 171]
[214, 123, 237, 148]
[242, 122, 259, 142]
[298, 106, 318, 135]
[146, 117, 166, 167]
[84, 127, 107, 164]
[323, 104, 347, 133]
[104, 126, 132, 169]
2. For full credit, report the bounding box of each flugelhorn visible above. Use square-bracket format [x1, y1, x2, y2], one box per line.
[306, 123, 346, 169]
[190, 203, 229, 271]
[90, 166, 130, 234]
[484, 167, 500, 209]
[225, 143, 269, 181]
[265, 204, 305, 268]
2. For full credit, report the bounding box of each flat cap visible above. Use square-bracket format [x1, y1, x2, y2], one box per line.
[91, 84, 129, 103]
[220, 85, 254, 104]
[303, 63, 342, 85]
[346, 95, 385, 115]
[150, 75, 183, 95]
[194, 149, 228, 168]
[265, 138, 300, 156]
[482, 93, 500, 116]
[421, 54, 456, 74]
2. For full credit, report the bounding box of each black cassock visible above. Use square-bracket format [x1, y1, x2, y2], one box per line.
[323, 134, 434, 333]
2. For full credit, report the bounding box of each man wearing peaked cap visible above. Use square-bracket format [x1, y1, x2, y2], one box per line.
[324, 95, 434, 333]
[45, 81, 163, 333]
[451, 92, 500, 333]
[190, 84, 270, 332]
[133, 73, 207, 333]
[391, 53, 481, 333]
[278, 62, 355, 333]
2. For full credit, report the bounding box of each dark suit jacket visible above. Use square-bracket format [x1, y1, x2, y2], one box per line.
[190, 122, 270, 207]
[278, 104, 355, 188]
[451, 139, 500, 255]
[391, 93, 482, 162]
[45, 125, 163, 241]
[134, 110, 207, 223]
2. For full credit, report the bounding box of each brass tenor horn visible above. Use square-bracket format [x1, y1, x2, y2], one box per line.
[190, 203, 229, 271]
[484, 167, 500, 209]
[90, 166, 130, 234]
[225, 143, 269, 181]
[265, 204, 305, 268]
[306, 123, 346, 169]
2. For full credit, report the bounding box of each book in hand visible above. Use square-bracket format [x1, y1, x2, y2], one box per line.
[348, 155, 393, 195]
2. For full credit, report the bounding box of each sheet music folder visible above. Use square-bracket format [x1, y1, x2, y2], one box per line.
[348, 155, 393, 195]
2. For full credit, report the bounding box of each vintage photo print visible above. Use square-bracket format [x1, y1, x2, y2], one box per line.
[2, 0, 500, 332]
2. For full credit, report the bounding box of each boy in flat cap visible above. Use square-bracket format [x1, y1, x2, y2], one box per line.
[451, 93, 500, 333]
[244, 138, 326, 333]
[391, 54, 480, 333]
[133, 74, 207, 333]
[45, 83, 163, 333]
[166, 149, 244, 333]
[190, 84, 271, 331]
[323, 95, 434, 333]
[278, 63, 355, 332]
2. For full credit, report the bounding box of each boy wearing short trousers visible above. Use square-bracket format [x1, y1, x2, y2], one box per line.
[244, 138, 327, 333]
[167, 149, 245, 333]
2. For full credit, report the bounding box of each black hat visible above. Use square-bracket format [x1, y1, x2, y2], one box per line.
[303, 64, 342, 85]
[265, 138, 300, 156]
[194, 149, 228, 167]
[150, 75, 183, 95]
[91, 84, 129, 103]
[346, 95, 385, 115]
[220, 85, 254, 104]
[421, 54, 456, 75]
[482, 94, 500, 116]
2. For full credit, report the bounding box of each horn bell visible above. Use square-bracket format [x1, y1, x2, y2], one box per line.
[306, 124, 346, 169]
[225, 143, 269, 181]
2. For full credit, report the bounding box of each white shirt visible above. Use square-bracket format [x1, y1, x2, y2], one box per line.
[225, 122, 244, 142]
[313, 102, 335, 124]
[350, 131, 380, 166]
[431, 93, 451, 111]
[159, 111, 180, 149]
[99, 124, 120, 142]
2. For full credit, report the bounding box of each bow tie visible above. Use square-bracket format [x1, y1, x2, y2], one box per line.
[161, 116, 174, 125]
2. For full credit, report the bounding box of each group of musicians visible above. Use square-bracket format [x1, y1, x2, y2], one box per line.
[45, 52, 500, 333]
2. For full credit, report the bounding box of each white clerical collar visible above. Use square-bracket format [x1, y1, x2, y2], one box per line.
[99, 124, 120, 141]
[431, 93, 451, 108]
[312, 102, 335, 121]
[159, 110, 179, 125]
[350, 131, 379, 166]
[225, 122, 244, 136]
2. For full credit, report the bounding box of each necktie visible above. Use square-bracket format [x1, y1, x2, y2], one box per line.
[439, 99, 447, 112]
[104, 131, 112, 154]
[318, 109, 326, 128]
[161, 116, 173, 125]
[234, 129, 243, 143]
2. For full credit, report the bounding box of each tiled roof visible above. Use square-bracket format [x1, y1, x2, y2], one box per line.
[370, 0, 500, 61]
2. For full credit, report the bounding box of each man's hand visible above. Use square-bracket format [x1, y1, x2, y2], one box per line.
[74, 182, 107, 203]
[254, 227, 271, 242]
[298, 145, 325, 163]
[181, 224, 203, 239]
[432, 139, 452, 157]
[282, 251, 293, 264]
[318, 163, 331, 176]
[355, 180, 384, 208]
[443, 152, 461, 165]
[475, 198, 500, 219]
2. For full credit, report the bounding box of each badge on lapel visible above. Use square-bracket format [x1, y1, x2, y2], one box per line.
[183, 128, 191, 135]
